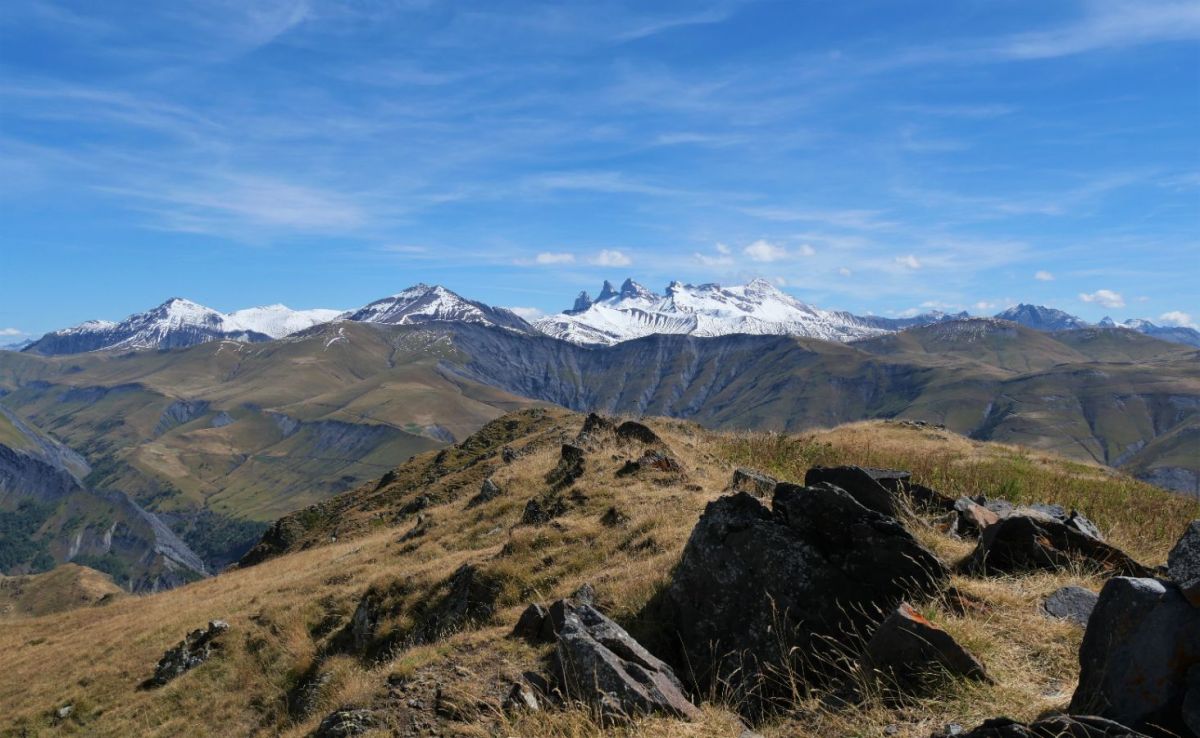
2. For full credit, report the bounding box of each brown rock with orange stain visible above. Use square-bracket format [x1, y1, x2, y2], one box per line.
[865, 602, 992, 690]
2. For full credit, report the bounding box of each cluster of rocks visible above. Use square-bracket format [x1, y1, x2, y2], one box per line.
[142, 620, 229, 688]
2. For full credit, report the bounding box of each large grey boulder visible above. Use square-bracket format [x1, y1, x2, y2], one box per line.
[1043, 586, 1099, 627]
[1169, 520, 1200, 607]
[865, 602, 991, 690]
[1069, 576, 1200, 735]
[551, 601, 700, 722]
[144, 620, 229, 688]
[962, 512, 1151, 577]
[663, 484, 948, 711]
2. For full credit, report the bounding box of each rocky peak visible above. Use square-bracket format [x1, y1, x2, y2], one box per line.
[617, 278, 657, 301]
[596, 280, 619, 301]
[568, 291, 593, 314]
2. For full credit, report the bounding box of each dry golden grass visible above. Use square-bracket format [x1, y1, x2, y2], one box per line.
[1, 412, 1195, 737]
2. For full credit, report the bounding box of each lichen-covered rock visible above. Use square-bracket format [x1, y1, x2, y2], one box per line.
[962, 512, 1151, 577]
[663, 484, 948, 711]
[552, 600, 699, 722]
[865, 602, 991, 689]
[1168, 520, 1200, 607]
[1069, 577, 1200, 735]
[730, 467, 778, 498]
[310, 707, 379, 737]
[145, 620, 229, 688]
[1043, 586, 1099, 627]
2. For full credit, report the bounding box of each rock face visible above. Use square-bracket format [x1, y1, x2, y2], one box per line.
[962, 512, 1151, 577]
[1043, 586, 1099, 627]
[865, 602, 991, 689]
[730, 468, 778, 497]
[1168, 521, 1200, 607]
[663, 485, 948, 709]
[936, 715, 1151, 737]
[550, 600, 700, 722]
[145, 620, 229, 688]
[1069, 576, 1200, 735]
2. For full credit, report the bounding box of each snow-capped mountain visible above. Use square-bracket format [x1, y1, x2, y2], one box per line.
[343, 283, 533, 333]
[989, 304, 1200, 348]
[993, 304, 1089, 332]
[23, 299, 342, 356]
[534, 278, 961, 346]
[1099, 317, 1200, 348]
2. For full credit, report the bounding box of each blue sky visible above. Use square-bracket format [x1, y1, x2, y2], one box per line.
[1, 0, 1198, 337]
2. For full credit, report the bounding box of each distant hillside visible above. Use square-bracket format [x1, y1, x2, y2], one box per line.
[0, 407, 207, 591]
[0, 563, 124, 619]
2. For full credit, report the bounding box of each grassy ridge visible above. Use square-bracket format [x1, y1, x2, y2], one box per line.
[0, 411, 1193, 737]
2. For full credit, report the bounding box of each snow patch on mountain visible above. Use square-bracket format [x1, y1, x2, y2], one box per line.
[534, 278, 959, 346]
[228, 305, 344, 338]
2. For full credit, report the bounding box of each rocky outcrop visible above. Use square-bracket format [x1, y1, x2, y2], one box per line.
[1169, 520, 1200, 606]
[961, 511, 1151, 577]
[662, 484, 948, 709]
[1043, 586, 1099, 627]
[1069, 576, 1200, 735]
[864, 602, 991, 690]
[144, 620, 229, 688]
[934, 715, 1150, 737]
[546, 444, 585, 491]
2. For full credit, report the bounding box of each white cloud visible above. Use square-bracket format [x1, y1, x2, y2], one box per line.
[694, 251, 734, 267]
[1079, 289, 1125, 309]
[534, 252, 575, 265]
[838, 267, 852, 277]
[507, 306, 545, 321]
[715, 242, 730, 255]
[1159, 311, 1197, 328]
[591, 249, 631, 267]
[1034, 270, 1054, 281]
[744, 239, 787, 262]
[797, 243, 816, 257]
[0, 328, 24, 336]
[894, 254, 921, 269]
[974, 300, 998, 311]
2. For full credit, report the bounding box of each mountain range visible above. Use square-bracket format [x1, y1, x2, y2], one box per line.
[1, 281, 1197, 591]
[12, 282, 1198, 357]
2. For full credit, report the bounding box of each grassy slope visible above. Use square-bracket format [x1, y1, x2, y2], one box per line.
[0, 411, 1194, 737]
[0, 564, 124, 620]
